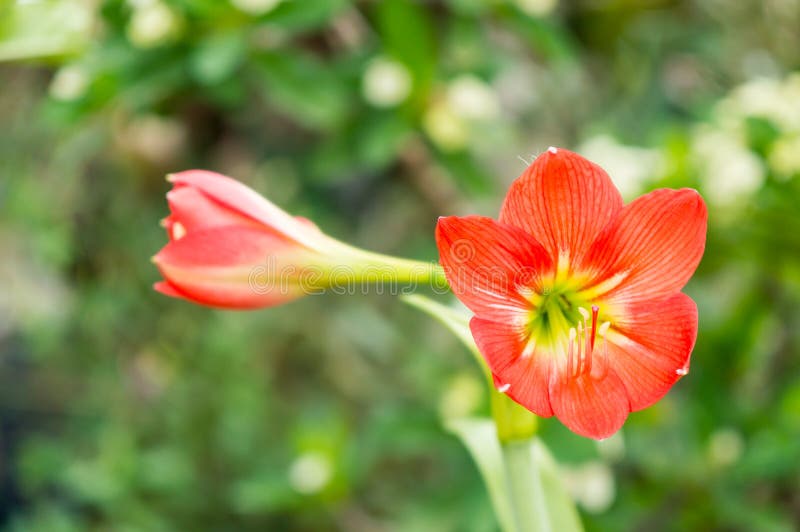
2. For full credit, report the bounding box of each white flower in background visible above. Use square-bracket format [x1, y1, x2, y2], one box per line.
[596, 431, 626, 462]
[127, 2, 181, 48]
[288, 452, 332, 495]
[494, 63, 540, 113]
[362, 57, 412, 108]
[447, 75, 500, 121]
[120, 114, 186, 166]
[230, 0, 282, 16]
[513, 0, 558, 17]
[561, 461, 616, 513]
[423, 99, 468, 152]
[721, 74, 800, 133]
[49, 65, 89, 101]
[693, 127, 765, 206]
[707, 428, 744, 468]
[769, 135, 800, 177]
[577, 135, 664, 199]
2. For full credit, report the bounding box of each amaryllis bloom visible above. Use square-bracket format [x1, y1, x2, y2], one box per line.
[153, 170, 426, 309]
[436, 147, 707, 439]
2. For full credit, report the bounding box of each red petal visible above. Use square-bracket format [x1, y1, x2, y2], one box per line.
[167, 186, 261, 235]
[499, 148, 623, 271]
[153, 225, 312, 309]
[153, 281, 185, 299]
[584, 188, 707, 303]
[549, 369, 630, 439]
[471, 317, 555, 417]
[606, 293, 698, 411]
[168, 170, 320, 247]
[436, 216, 552, 321]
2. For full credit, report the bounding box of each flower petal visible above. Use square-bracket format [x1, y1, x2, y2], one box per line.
[605, 293, 698, 411]
[549, 369, 630, 440]
[168, 170, 324, 248]
[471, 317, 555, 417]
[436, 216, 552, 321]
[153, 225, 313, 309]
[584, 188, 707, 304]
[499, 147, 623, 271]
[166, 185, 261, 236]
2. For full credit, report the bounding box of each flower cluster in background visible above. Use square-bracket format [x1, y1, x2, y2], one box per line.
[1, 0, 800, 530]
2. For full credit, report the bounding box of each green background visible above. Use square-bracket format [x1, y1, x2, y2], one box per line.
[1, 0, 799, 530]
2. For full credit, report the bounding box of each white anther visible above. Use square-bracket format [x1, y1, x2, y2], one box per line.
[676, 368, 688, 376]
[172, 221, 186, 240]
[598, 321, 611, 336]
[497, 383, 511, 393]
[578, 307, 590, 320]
[547, 146, 558, 154]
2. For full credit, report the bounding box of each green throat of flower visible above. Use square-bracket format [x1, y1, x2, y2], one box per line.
[522, 280, 611, 378]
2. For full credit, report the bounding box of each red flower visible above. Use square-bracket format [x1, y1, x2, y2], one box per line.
[436, 148, 707, 439]
[153, 170, 350, 309]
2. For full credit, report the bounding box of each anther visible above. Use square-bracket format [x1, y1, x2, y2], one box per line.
[547, 146, 558, 154]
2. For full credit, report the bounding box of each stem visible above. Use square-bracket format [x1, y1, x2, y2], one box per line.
[332, 245, 449, 288]
[491, 391, 538, 443]
[502, 440, 551, 532]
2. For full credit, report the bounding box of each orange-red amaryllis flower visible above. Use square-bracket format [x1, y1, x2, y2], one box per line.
[436, 147, 707, 439]
[153, 170, 433, 309]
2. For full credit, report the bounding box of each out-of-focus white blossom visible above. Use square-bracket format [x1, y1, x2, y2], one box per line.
[596, 431, 626, 462]
[230, 0, 282, 16]
[362, 57, 412, 108]
[718, 74, 800, 133]
[447, 75, 500, 121]
[708, 428, 744, 468]
[119, 114, 187, 166]
[561, 461, 616, 513]
[577, 135, 663, 200]
[49, 65, 89, 101]
[127, 2, 181, 48]
[693, 127, 765, 206]
[423, 99, 468, 152]
[288, 452, 332, 495]
[513, 0, 558, 17]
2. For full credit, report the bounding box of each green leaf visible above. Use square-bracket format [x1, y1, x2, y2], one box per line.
[445, 418, 517, 532]
[257, 51, 350, 130]
[400, 294, 482, 365]
[447, 418, 583, 532]
[375, 0, 436, 104]
[189, 32, 246, 85]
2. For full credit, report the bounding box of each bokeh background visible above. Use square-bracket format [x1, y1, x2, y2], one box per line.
[2, 0, 800, 530]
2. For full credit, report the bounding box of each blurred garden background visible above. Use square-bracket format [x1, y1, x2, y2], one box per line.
[2, 0, 800, 530]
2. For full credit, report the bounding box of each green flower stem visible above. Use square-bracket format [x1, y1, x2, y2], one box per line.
[502, 440, 551, 532]
[331, 246, 449, 288]
[491, 390, 538, 443]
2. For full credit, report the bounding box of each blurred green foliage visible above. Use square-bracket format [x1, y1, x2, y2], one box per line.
[1, 0, 800, 530]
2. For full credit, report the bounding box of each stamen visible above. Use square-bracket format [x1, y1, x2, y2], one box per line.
[497, 383, 511, 393]
[568, 328, 577, 376]
[590, 305, 600, 351]
[547, 146, 558, 154]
